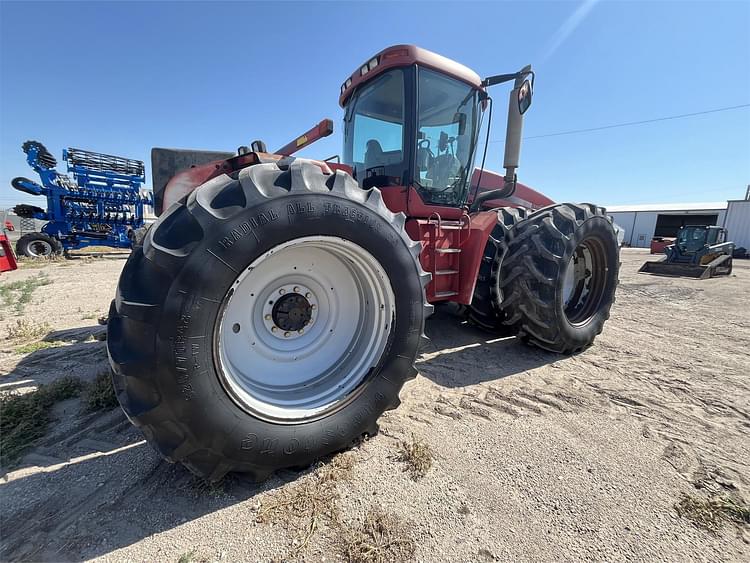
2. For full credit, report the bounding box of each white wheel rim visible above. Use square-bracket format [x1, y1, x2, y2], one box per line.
[563, 245, 592, 307]
[215, 236, 395, 422]
[28, 240, 53, 257]
[562, 239, 608, 325]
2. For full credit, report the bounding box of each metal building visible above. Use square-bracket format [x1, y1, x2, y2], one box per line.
[608, 202, 727, 248]
[608, 191, 750, 250]
[723, 199, 750, 250]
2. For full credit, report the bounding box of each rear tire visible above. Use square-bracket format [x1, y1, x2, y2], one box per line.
[15, 232, 62, 257]
[499, 203, 619, 354]
[467, 207, 527, 333]
[107, 161, 430, 482]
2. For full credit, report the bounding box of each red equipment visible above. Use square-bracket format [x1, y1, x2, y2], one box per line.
[0, 234, 18, 273]
[650, 236, 675, 254]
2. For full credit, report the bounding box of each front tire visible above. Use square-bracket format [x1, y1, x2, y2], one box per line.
[107, 161, 430, 482]
[499, 203, 619, 354]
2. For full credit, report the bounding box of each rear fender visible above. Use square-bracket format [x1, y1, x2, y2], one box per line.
[151, 149, 335, 215]
[151, 148, 235, 216]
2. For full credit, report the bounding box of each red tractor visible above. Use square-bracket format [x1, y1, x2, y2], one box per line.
[108, 45, 619, 481]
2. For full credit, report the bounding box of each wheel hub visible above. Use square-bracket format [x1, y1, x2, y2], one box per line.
[261, 283, 318, 339]
[272, 292, 313, 332]
[29, 240, 53, 257]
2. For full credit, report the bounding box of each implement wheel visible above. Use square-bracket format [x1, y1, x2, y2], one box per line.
[107, 161, 430, 482]
[15, 232, 62, 258]
[499, 203, 619, 354]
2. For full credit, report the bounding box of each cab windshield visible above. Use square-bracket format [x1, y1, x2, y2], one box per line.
[677, 226, 708, 252]
[415, 68, 480, 206]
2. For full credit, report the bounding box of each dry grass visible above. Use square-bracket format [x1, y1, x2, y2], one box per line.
[0, 273, 51, 314]
[395, 434, 433, 480]
[676, 493, 750, 532]
[0, 376, 83, 465]
[83, 370, 119, 412]
[340, 506, 416, 563]
[15, 340, 64, 354]
[17, 255, 64, 269]
[69, 246, 129, 254]
[176, 550, 207, 563]
[6, 318, 50, 340]
[257, 453, 355, 554]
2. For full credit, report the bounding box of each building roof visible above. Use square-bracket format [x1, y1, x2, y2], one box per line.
[606, 202, 727, 213]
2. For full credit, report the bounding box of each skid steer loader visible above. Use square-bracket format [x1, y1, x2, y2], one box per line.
[108, 45, 620, 481]
[639, 225, 734, 278]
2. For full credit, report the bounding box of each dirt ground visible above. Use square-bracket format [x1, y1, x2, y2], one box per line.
[1, 249, 748, 562]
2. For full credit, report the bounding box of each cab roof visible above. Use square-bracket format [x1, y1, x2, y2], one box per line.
[339, 45, 483, 107]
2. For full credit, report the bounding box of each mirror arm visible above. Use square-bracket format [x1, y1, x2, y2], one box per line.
[482, 73, 518, 87]
[482, 70, 535, 89]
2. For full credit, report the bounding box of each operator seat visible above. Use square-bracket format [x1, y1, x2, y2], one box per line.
[364, 139, 384, 171]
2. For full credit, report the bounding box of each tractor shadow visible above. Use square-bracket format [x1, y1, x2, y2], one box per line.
[2, 325, 297, 562]
[0, 311, 556, 561]
[418, 304, 558, 387]
[1, 325, 109, 392]
[0, 433, 292, 562]
[0, 326, 341, 561]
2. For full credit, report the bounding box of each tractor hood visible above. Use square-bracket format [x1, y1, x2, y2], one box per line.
[470, 168, 554, 211]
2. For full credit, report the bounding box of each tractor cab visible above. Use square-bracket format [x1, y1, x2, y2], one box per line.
[341, 61, 481, 207]
[339, 45, 533, 216]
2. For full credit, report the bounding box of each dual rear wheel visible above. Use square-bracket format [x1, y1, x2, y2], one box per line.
[470, 203, 619, 354]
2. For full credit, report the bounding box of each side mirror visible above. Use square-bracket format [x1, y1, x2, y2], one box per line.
[518, 79, 532, 115]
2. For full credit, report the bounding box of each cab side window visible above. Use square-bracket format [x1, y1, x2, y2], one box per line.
[343, 70, 406, 187]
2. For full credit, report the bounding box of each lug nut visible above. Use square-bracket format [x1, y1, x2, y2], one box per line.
[284, 331, 290, 337]
[264, 314, 271, 320]
[293, 286, 300, 293]
[279, 288, 286, 295]
[271, 326, 277, 332]
[298, 329, 304, 334]
[305, 292, 311, 298]
[311, 304, 316, 310]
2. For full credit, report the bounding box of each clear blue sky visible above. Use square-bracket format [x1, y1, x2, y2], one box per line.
[1, 0, 748, 209]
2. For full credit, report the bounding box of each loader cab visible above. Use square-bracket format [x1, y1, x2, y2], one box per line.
[340, 46, 484, 210]
[676, 225, 726, 253]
